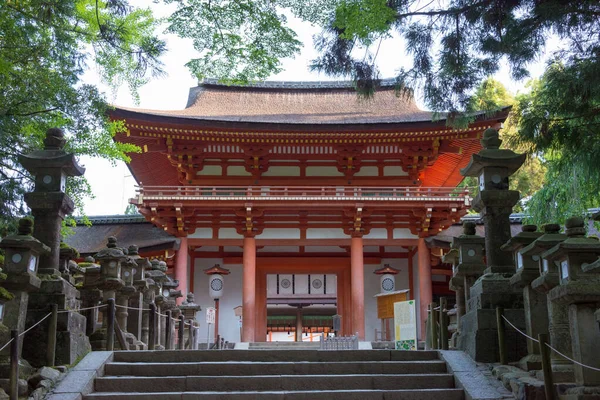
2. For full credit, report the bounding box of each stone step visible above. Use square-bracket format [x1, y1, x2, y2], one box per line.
[84, 388, 464, 400]
[94, 374, 455, 393]
[112, 350, 440, 363]
[105, 360, 448, 376]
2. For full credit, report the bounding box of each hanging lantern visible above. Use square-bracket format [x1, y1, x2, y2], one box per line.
[373, 264, 400, 294]
[205, 264, 230, 300]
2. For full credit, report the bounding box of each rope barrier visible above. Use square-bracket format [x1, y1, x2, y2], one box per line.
[20, 312, 52, 337]
[502, 314, 600, 372]
[115, 304, 151, 311]
[58, 304, 107, 313]
[501, 315, 539, 343]
[0, 338, 13, 352]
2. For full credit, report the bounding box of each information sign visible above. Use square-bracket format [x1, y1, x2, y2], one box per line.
[206, 307, 216, 324]
[394, 300, 417, 350]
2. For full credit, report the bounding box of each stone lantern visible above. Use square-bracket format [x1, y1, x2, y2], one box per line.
[543, 217, 600, 390]
[78, 256, 103, 336]
[18, 128, 85, 272]
[89, 237, 126, 350]
[179, 292, 201, 348]
[0, 218, 47, 355]
[458, 128, 527, 363]
[443, 248, 463, 347]
[126, 245, 150, 349]
[524, 224, 572, 382]
[145, 260, 170, 349]
[116, 254, 138, 349]
[451, 222, 485, 310]
[501, 225, 544, 370]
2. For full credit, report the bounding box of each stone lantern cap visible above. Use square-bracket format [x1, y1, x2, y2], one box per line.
[460, 128, 527, 177]
[541, 217, 600, 262]
[18, 128, 85, 177]
[94, 237, 128, 261]
[520, 224, 566, 256]
[451, 221, 485, 247]
[501, 225, 542, 252]
[0, 218, 50, 256]
[442, 248, 459, 265]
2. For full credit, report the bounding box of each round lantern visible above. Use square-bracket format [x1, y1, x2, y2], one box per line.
[209, 274, 224, 299]
[380, 274, 395, 293]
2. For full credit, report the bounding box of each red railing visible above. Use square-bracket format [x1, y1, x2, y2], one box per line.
[135, 185, 471, 201]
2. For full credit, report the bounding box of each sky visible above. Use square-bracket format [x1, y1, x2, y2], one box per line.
[80, 2, 552, 216]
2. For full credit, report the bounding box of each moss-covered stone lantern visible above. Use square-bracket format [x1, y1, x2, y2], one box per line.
[543, 217, 600, 389]
[0, 218, 48, 355]
[501, 225, 544, 370]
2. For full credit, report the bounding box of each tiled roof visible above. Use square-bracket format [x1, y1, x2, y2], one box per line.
[65, 215, 176, 256]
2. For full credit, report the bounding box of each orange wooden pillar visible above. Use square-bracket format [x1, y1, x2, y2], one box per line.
[175, 237, 188, 305]
[242, 236, 256, 342]
[417, 238, 432, 340]
[351, 236, 365, 339]
[255, 271, 267, 342]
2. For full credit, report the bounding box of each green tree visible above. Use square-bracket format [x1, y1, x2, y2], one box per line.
[459, 78, 546, 212]
[0, 0, 166, 230]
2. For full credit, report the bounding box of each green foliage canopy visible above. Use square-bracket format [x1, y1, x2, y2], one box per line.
[0, 0, 166, 232]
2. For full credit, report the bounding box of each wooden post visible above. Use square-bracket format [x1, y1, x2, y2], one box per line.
[439, 297, 449, 350]
[47, 304, 58, 366]
[539, 334, 556, 400]
[148, 303, 156, 351]
[165, 310, 172, 350]
[431, 302, 439, 350]
[496, 307, 507, 365]
[9, 330, 18, 400]
[106, 298, 115, 351]
[178, 317, 185, 350]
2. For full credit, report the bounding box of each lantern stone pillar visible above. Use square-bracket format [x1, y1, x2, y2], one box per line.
[89, 237, 126, 350]
[127, 245, 150, 350]
[459, 128, 527, 363]
[417, 238, 432, 340]
[145, 260, 168, 348]
[501, 225, 544, 370]
[528, 224, 572, 381]
[351, 235, 365, 339]
[443, 248, 463, 347]
[242, 235, 256, 342]
[19, 128, 85, 272]
[18, 128, 92, 365]
[544, 217, 600, 392]
[180, 293, 201, 348]
[174, 237, 189, 305]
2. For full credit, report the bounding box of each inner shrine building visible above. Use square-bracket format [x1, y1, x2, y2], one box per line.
[110, 79, 508, 342]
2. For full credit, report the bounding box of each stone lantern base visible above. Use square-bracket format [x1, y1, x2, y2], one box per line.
[457, 273, 527, 363]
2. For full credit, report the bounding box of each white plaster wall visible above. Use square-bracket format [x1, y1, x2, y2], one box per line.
[188, 228, 212, 239]
[393, 228, 418, 239]
[306, 228, 348, 239]
[354, 166, 378, 176]
[363, 228, 387, 239]
[196, 165, 222, 175]
[219, 228, 243, 239]
[412, 251, 422, 340]
[306, 166, 344, 177]
[384, 166, 408, 176]
[263, 166, 300, 176]
[259, 228, 300, 239]
[227, 166, 251, 176]
[193, 258, 244, 343]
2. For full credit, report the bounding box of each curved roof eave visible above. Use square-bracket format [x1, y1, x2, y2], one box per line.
[108, 106, 511, 133]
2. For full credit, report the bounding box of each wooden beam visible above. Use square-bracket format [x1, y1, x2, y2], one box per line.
[187, 238, 419, 247]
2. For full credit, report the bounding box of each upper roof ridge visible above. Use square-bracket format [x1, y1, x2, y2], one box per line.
[199, 78, 399, 90]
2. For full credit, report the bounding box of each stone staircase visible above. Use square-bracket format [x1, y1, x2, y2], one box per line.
[83, 349, 464, 399]
[248, 341, 321, 350]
